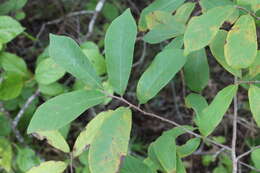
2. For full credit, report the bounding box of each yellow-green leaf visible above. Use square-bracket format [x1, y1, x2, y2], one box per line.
[249, 51, 260, 78]
[26, 161, 67, 173]
[209, 30, 241, 77]
[224, 15, 257, 69]
[34, 130, 70, 153]
[139, 0, 185, 31]
[73, 110, 113, 157]
[89, 107, 132, 173]
[248, 85, 260, 127]
[184, 5, 236, 55]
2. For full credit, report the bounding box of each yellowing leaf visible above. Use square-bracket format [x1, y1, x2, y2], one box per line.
[249, 51, 260, 78]
[184, 5, 236, 55]
[146, 11, 173, 30]
[89, 107, 132, 173]
[139, 0, 185, 31]
[224, 15, 257, 69]
[248, 85, 260, 127]
[73, 110, 113, 157]
[34, 130, 70, 153]
[26, 161, 67, 173]
[209, 30, 241, 77]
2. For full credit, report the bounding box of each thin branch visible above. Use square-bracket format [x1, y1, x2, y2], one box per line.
[236, 6, 260, 20]
[13, 89, 40, 128]
[237, 145, 260, 161]
[0, 103, 25, 143]
[232, 77, 238, 173]
[133, 40, 147, 67]
[236, 80, 260, 85]
[84, 0, 106, 40]
[106, 93, 232, 152]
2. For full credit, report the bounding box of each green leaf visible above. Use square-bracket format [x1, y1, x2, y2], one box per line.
[176, 156, 186, 173]
[185, 93, 208, 126]
[177, 138, 201, 158]
[164, 126, 196, 139]
[16, 147, 41, 172]
[105, 9, 137, 95]
[173, 2, 195, 24]
[73, 110, 113, 157]
[0, 16, 24, 44]
[39, 82, 65, 96]
[137, 49, 187, 104]
[34, 130, 70, 153]
[224, 15, 257, 69]
[89, 107, 132, 173]
[209, 30, 241, 77]
[0, 52, 29, 77]
[251, 148, 260, 169]
[120, 155, 153, 173]
[27, 90, 105, 133]
[198, 85, 238, 136]
[199, 0, 234, 13]
[184, 48, 209, 92]
[184, 5, 236, 55]
[49, 34, 102, 89]
[35, 58, 66, 85]
[143, 17, 185, 44]
[0, 113, 11, 136]
[0, 0, 27, 14]
[249, 51, 260, 78]
[102, 2, 119, 21]
[81, 47, 106, 76]
[0, 72, 23, 101]
[248, 85, 260, 127]
[151, 133, 177, 173]
[237, 0, 260, 13]
[138, 0, 185, 31]
[0, 137, 12, 172]
[26, 161, 67, 173]
[164, 35, 184, 50]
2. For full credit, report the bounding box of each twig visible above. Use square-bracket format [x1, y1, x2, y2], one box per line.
[232, 77, 238, 173]
[236, 6, 260, 20]
[35, 10, 95, 42]
[13, 89, 40, 128]
[237, 145, 260, 161]
[0, 103, 25, 143]
[84, 0, 106, 40]
[133, 40, 147, 67]
[106, 93, 232, 152]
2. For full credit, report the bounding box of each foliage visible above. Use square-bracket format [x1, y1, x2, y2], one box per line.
[0, 0, 260, 172]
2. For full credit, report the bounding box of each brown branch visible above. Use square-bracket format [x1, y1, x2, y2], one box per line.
[106, 94, 232, 152]
[236, 6, 260, 20]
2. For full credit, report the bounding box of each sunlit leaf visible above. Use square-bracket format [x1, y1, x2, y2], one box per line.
[89, 107, 132, 173]
[248, 85, 260, 127]
[26, 161, 67, 173]
[184, 5, 236, 55]
[224, 15, 257, 69]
